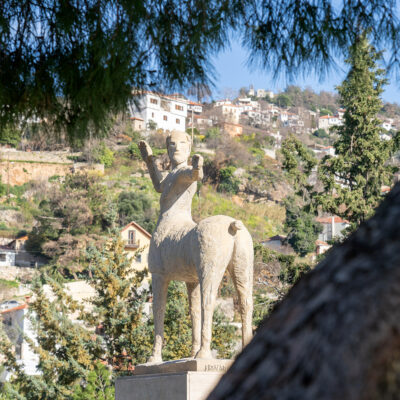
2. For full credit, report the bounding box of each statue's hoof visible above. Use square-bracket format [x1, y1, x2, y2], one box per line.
[147, 355, 162, 364]
[195, 349, 212, 359]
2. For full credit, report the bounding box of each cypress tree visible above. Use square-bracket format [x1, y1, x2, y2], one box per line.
[317, 33, 400, 226]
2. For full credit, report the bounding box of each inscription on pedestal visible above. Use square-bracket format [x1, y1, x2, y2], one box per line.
[134, 358, 233, 375]
[204, 364, 228, 372]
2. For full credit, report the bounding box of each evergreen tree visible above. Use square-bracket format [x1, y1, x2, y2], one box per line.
[281, 136, 321, 256]
[284, 199, 322, 257]
[0, 276, 103, 400]
[84, 237, 153, 368]
[317, 33, 400, 226]
[71, 362, 114, 400]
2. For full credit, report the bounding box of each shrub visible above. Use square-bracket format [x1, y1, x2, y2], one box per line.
[93, 142, 114, 167]
[128, 142, 141, 159]
[217, 166, 240, 194]
[0, 124, 21, 147]
[313, 128, 329, 138]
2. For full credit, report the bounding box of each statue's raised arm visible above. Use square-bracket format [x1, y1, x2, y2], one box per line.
[138, 140, 164, 193]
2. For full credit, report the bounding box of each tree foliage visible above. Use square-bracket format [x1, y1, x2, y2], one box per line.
[85, 237, 153, 368]
[284, 198, 322, 256]
[316, 33, 400, 226]
[117, 191, 157, 233]
[1, 1, 400, 139]
[0, 124, 22, 147]
[71, 362, 114, 400]
[281, 34, 400, 250]
[0, 276, 103, 400]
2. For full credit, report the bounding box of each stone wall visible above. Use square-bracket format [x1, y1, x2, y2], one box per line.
[0, 161, 73, 186]
[0, 149, 104, 185]
[0, 148, 76, 164]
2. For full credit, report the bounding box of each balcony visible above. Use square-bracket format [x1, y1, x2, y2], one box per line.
[125, 239, 140, 250]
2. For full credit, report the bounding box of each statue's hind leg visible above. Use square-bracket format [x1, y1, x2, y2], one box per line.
[186, 282, 201, 357]
[196, 264, 226, 359]
[229, 248, 254, 348]
[148, 273, 169, 363]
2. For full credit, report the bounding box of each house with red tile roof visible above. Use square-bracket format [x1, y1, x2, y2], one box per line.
[316, 216, 350, 242]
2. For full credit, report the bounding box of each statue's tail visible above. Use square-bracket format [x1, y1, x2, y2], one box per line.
[229, 220, 244, 234]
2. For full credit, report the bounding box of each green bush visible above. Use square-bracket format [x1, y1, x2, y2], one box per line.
[128, 142, 141, 159]
[313, 128, 329, 138]
[0, 124, 21, 147]
[0, 175, 6, 197]
[205, 127, 221, 140]
[92, 142, 114, 167]
[217, 166, 240, 194]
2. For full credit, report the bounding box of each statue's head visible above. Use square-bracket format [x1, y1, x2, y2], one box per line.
[166, 130, 191, 166]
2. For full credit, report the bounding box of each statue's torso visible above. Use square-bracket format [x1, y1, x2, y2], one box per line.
[149, 166, 199, 280]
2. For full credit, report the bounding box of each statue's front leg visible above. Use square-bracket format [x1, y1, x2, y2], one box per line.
[186, 282, 201, 357]
[148, 273, 169, 363]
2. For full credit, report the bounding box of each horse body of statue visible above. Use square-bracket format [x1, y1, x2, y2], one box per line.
[139, 131, 253, 362]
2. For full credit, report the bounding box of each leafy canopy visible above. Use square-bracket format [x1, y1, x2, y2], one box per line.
[1, 1, 400, 139]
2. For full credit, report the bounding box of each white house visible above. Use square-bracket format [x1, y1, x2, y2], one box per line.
[214, 104, 242, 124]
[381, 121, 393, 131]
[318, 115, 343, 130]
[129, 91, 188, 132]
[309, 144, 335, 157]
[316, 216, 350, 242]
[214, 99, 232, 107]
[256, 89, 274, 99]
[1, 303, 39, 380]
[120, 221, 152, 272]
[0, 246, 15, 267]
[187, 101, 203, 114]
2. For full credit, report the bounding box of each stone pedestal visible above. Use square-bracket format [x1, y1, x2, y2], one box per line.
[115, 359, 232, 400]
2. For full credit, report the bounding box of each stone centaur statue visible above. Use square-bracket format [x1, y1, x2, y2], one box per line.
[139, 131, 253, 362]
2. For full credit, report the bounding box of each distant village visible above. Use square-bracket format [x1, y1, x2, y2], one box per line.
[128, 85, 399, 159]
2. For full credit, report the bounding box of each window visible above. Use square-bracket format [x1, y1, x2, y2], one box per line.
[128, 230, 136, 245]
[136, 254, 142, 263]
[163, 115, 168, 121]
[150, 98, 158, 105]
[175, 104, 183, 111]
[176, 119, 180, 124]
[0, 254, 6, 261]
[152, 112, 154, 118]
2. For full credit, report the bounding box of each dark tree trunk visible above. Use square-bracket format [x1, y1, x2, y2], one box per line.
[209, 182, 400, 400]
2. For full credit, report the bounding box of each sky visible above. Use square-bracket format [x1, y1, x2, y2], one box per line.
[211, 41, 400, 104]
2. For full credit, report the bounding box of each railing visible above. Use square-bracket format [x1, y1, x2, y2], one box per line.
[125, 239, 140, 249]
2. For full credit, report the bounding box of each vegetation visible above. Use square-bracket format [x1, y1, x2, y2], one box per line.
[1, 2, 400, 140]
[217, 166, 240, 194]
[285, 199, 322, 256]
[91, 142, 114, 167]
[313, 128, 329, 139]
[316, 33, 400, 226]
[0, 235, 240, 399]
[0, 125, 22, 148]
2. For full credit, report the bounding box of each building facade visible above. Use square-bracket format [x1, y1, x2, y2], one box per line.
[129, 92, 188, 132]
[120, 221, 152, 272]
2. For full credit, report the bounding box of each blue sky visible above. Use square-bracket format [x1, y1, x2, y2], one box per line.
[211, 42, 400, 104]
